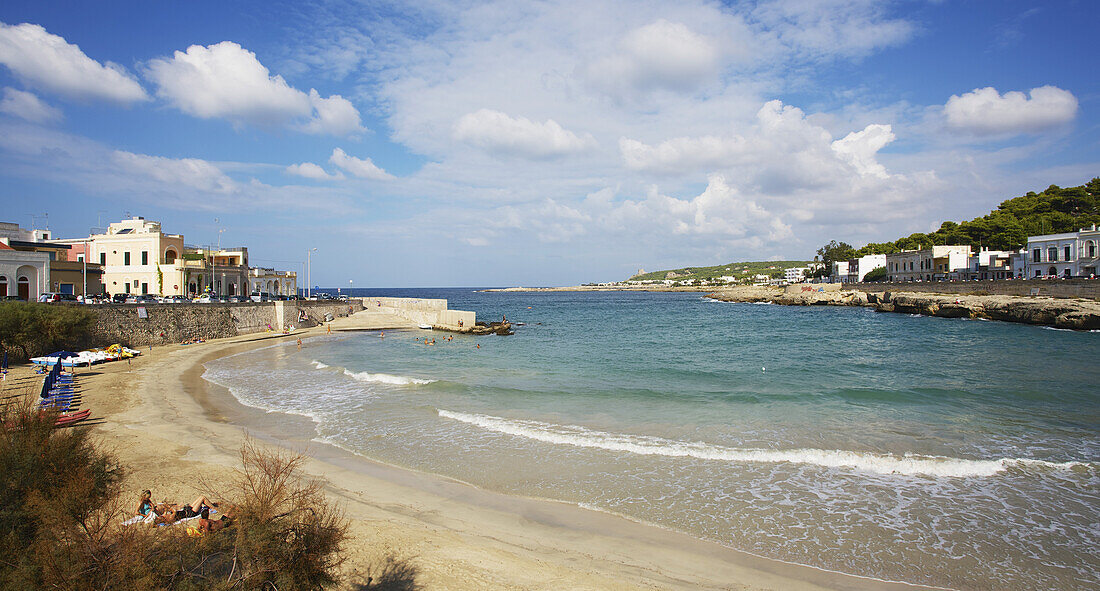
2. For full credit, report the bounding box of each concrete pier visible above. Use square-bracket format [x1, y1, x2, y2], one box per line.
[345, 297, 477, 332]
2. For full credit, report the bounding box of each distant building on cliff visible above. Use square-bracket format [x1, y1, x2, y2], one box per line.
[886, 245, 971, 282]
[832, 254, 886, 283]
[1025, 225, 1100, 278]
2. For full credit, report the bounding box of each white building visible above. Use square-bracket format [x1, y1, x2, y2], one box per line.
[1025, 225, 1100, 278]
[0, 222, 50, 301]
[838, 254, 886, 283]
[830, 261, 849, 283]
[966, 249, 1019, 280]
[784, 267, 809, 283]
[886, 245, 972, 282]
[249, 267, 298, 296]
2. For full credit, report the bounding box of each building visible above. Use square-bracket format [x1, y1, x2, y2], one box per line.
[833, 254, 886, 283]
[965, 249, 1019, 281]
[784, 267, 809, 283]
[1, 222, 105, 299]
[248, 267, 298, 296]
[886, 245, 972, 282]
[1025, 225, 1100, 278]
[65, 217, 187, 297]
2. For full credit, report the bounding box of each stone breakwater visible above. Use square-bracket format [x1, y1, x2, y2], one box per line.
[707, 286, 1100, 331]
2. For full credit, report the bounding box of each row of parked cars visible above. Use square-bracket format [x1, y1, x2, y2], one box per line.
[34, 292, 350, 304]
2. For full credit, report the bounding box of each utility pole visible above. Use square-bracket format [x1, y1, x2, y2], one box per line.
[307, 248, 317, 298]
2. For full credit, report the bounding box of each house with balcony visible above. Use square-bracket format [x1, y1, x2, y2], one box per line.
[248, 267, 298, 297]
[1025, 225, 1100, 278]
[965, 249, 1019, 281]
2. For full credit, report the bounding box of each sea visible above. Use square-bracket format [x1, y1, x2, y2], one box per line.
[202, 288, 1100, 590]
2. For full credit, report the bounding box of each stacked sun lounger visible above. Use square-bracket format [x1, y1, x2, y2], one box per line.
[38, 363, 90, 427]
[31, 345, 142, 368]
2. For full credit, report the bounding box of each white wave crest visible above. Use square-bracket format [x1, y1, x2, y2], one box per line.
[311, 360, 330, 369]
[344, 369, 435, 385]
[437, 410, 1090, 478]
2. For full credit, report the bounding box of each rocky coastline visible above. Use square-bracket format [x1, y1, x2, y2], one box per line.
[707, 286, 1100, 331]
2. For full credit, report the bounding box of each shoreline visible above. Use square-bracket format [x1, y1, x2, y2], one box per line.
[9, 319, 940, 590]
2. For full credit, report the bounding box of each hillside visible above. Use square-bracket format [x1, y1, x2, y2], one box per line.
[854, 178, 1100, 256]
[627, 260, 813, 283]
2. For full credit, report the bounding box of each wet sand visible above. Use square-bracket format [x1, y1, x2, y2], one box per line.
[2, 319, 939, 590]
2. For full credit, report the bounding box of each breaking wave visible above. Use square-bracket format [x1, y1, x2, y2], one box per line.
[344, 369, 435, 385]
[437, 410, 1090, 478]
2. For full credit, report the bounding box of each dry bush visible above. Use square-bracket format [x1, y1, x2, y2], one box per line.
[351, 554, 421, 591]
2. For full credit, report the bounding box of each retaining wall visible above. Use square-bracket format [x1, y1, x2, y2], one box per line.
[356, 296, 476, 330]
[851, 279, 1100, 300]
[91, 300, 364, 347]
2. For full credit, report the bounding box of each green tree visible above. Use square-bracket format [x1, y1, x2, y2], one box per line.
[817, 240, 857, 271]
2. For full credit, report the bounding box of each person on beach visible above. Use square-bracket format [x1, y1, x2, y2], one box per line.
[135, 490, 155, 518]
[297, 338, 302, 351]
[154, 495, 218, 524]
[327, 323, 331, 335]
[196, 507, 231, 535]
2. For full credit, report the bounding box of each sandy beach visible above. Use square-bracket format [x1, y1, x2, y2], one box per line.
[2, 316, 938, 591]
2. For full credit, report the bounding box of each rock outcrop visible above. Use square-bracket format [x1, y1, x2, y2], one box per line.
[708, 287, 1100, 331]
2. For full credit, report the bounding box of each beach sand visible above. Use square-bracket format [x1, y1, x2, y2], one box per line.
[2, 319, 935, 591]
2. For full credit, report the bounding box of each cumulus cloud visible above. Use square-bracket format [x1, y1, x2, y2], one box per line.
[145, 41, 363, 135]
[944, 86, 1078, 135]
[830, 123, 895, 178]
[453, 109, 595, 159]
[582, 19, 718, 97]
[286, 161, 342, 180]
[111, 150, 237, 193]
[0, 22, 148, 103]
[0, 87, 62, 123]
[329, 148, 394, 180]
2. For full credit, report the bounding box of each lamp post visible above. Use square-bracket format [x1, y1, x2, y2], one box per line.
[307, 248, 317, 299]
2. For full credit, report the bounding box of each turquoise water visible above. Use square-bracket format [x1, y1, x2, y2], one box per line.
[204, 290, 1100, 589]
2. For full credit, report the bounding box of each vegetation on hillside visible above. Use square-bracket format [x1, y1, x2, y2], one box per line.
[0, 398, 418, 590]
[627, 260, 813, 283]
[850, 179, 1100, 256]
[0, 302, 96, 362]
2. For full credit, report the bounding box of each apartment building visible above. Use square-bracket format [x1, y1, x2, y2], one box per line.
[886, 245, 972, 282]
[248, 267, 298, 296]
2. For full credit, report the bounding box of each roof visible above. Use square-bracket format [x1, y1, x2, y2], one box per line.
[0, 242, 12, 250]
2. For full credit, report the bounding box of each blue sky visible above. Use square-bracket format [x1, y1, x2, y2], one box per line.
[0, 0, 1096, 287]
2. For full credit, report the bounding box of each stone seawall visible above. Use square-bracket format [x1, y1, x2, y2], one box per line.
[356, 297, 476, 331]
[91, 300, 364, 347]
[852, 278, 1100, 300]
[708, 286, 1100, 330]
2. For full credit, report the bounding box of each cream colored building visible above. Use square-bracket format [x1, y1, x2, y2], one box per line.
[1025, 225, 1100, 278]
[248, 267, 298, 296]
[886, 245, 971, 282]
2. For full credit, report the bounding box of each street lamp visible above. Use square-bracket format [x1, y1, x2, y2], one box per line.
[307, 248, 317, 299]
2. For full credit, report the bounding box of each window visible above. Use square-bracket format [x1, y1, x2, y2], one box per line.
[164, 249, 177, 263]
[141, 282, 148, 294]
[0, 275, 6, 297]
[133, 279, 139, 287]
[124, 283, 131, 294]
[1089, 241, 1097, 258]
[100, 253, 106, 265]
[1049, 266, 1057, 276]
[1035, 269, 1041, 278]
[124, 251, 131, 265]
[1048, 247, 1057, 262]
[77, 254, 83, 262]
[141, 251, 148, 265]
[1065, 245, 1072, 261]
[1032, 249, 1041, 263]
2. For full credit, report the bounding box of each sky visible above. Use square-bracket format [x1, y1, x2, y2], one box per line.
[0, 0, 1096, 287]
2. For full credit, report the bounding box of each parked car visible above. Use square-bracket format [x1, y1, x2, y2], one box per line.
[111, 293, 129, 304]
[39, 292, 79, 303]
[249, 291, 274, 302]
[1, 295, 24, 301]
[228, 295, 249, 303]
[125, 294, 158, 304]
[161, 295, 190, 304]
[194, 295, 215, 303]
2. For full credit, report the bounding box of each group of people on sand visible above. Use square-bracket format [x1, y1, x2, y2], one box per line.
[134, 490, 232, 534]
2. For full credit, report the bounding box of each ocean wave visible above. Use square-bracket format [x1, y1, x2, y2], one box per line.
[344, 369, 435, 385]
[437, 410, 1091, 478]
[311, 360, 330, 369]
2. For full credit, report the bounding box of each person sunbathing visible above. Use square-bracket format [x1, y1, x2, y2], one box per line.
[152, 495, 218, 524]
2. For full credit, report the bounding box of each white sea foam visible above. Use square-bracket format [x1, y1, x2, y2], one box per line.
[311, 360, 330, 369]
[344, 369, 435, 385]
[437, 410, 1091, 478]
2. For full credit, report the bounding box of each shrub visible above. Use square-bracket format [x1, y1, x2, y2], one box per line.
[0, 302, 97, 362]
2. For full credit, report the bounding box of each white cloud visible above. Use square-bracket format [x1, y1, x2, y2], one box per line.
[286, 161, 342, 180]
[582, 19, 719, 97]
[0, 22, 148, 103]
[453, 109, 595, 159]
[300, 90, 364, 135]
[830, 123, 895, 178]
[329, 148, 394, 180]
[145, 41, 363, 135]
[0, 87, 62, 123]
[751, 0, 916, 59]
[944, 86, 1078, 135]
[111, 150, 237, 193]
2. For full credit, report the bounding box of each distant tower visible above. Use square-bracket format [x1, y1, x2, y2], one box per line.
[636, 268, 645, 276]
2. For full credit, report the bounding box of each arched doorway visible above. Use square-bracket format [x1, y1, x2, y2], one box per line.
[1049, 266, 1057, 276]
[164, 248, 178, 264]
[0, 275, 6, 297]
[16, 265, 37, 301]
[274, 280, 280, 295]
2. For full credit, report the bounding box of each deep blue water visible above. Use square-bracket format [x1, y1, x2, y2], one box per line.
[206, 289, 1100, 590]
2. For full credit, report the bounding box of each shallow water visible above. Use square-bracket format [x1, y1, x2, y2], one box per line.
[204, 289, 1100, 589]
